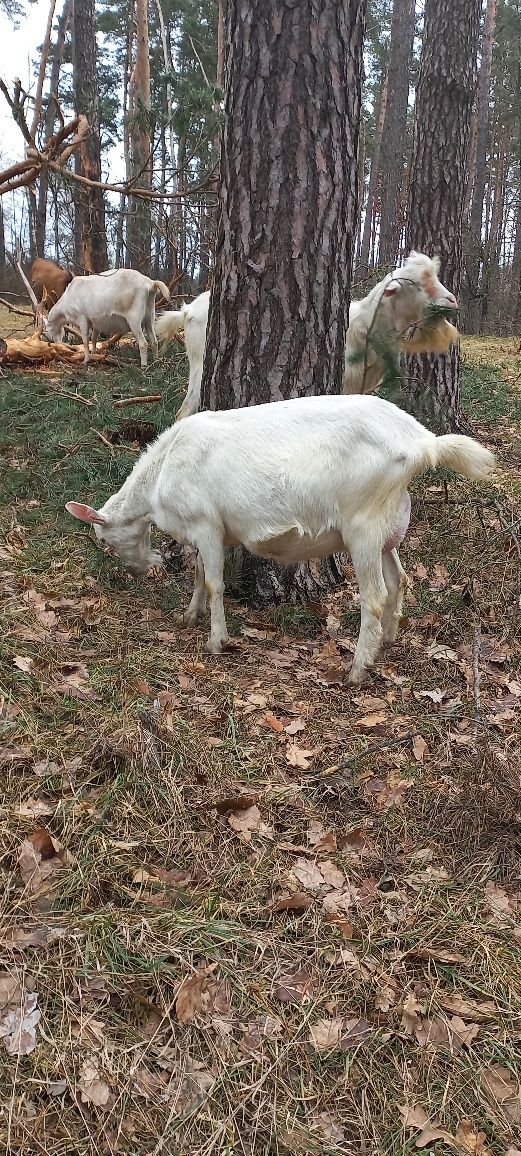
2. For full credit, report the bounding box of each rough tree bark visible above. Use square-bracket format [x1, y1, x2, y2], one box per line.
[200, 0, 365, 604]
[35, 0, 71, 258]
[357, 71, 387, 274]
[463, 0, 498, 333]
[126, 0, 152, 271]
[0, 198, 6, 275]
[405, 0, 481, 432]
[378, 0, 416, 266]
[72, 0, 108, 271]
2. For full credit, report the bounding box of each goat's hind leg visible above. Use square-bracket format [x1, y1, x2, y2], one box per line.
[183, 553, 207, 625]
[191, 533, 229, 654]
[347, 540, 388, 684]
[381, 548, 408, 645]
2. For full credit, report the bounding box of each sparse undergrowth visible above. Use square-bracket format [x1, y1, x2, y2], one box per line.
[0, 339, 520, 1155]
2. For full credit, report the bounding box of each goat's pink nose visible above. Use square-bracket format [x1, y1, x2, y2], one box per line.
[446, 294, 458, 307]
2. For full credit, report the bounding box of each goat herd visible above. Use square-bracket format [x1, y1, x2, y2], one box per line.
[24, 249, 495, 682]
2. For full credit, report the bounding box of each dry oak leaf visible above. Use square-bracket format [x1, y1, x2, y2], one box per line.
[291, 857, 326, 892]
[355, 711, 389, 728]
[176, 974, 212, 1023]
[274, 966, 315, 1005]
[78, 1058, 111, 1108]
[412, 734, 429, 763]
[439, 996, 498, 1023]
[285, 742, 313, 769]
[13, 655, 34, 673]
[318, 860, 346, 889]
[399, 1103, 455, 1145]
[0, 983, 40, 1056]
[263, 713, 285, 733]
[454, 1119, 491, 1154]
[284, 716, 306, 735]
[309, 1017, 343, 1052]
[227, 804, 262, 842]
[481, 1064, 521, 1123]
[239, 1015, 283, 1056]
[310, 1112, 346, 1145]
[307, 819, 337, 853]
[17, 828, 72, 895]
[271, 892, 312, 914]
[484, 881, 516, 923]
[401, 991, 424, 1036]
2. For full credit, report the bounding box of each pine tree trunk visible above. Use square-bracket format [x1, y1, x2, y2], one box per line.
[200, 0, 365, 605]
[378, 0, 416, 267]
[405, 0, 481, 432]
[463, 0, 498, 333]
[126, 0, 152, 271]
[72, 0, 108, 272]
[358, 71, 388, 273]
[0, 198, 6, 275]
[36, 0, 71, 258]
[480, 125, 507, 332]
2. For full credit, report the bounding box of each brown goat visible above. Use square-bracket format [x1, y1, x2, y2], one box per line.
[30, 258, 73, 307]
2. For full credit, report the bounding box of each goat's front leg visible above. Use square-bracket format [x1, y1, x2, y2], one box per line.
[381, 548, 408, 644]
[193, 534, 228, 654]
[79, 319, 91, 364]
[183, 553, 207, 625]
[348, 543, 388, 684]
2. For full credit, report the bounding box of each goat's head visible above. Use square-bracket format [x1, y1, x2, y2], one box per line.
[383, 251, 458, 331]
[42, 300, 66, 344]
[65, 502, 163, 575]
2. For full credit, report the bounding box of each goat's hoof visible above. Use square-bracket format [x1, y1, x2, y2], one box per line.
[348, 666, 367, 686]
[182, 610, 200, 627]
[204, 637, 229, 655]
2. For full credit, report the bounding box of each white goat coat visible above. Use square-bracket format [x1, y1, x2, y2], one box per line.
[43, 269, 170, 368]
[158, 254, 458, 418]
[67, 395, 495, 684]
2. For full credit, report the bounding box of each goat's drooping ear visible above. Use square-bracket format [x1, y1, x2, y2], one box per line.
[65, 501, 107, 525]
[384, 278, 401, 297]
[432, 255, 441, 274]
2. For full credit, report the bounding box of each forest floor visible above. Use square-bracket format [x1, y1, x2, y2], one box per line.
[0, 334, 520, 1155]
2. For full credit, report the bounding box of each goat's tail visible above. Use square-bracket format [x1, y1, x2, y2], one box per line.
[154, 280, 171, 302]
[431, 434, 496, 482]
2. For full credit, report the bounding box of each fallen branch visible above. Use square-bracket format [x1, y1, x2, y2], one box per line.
[113, 394, 162, 407]
[0, 297, 34, 318]
[48, 389, 94, 407]
[0, 333, 116, 365]
[91, 429, 139, 453]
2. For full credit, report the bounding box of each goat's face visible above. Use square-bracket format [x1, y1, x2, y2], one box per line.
[65, 502, 162, 575]
[42, 303, 65, 344]
[384, 252, 458, 331]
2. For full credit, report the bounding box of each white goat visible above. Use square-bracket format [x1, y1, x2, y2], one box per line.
[155, 290, 210, 419]
[65, 394, 494, 685]
[43, 269, 170, 368]
[343, 251, 459, 394]
[156, 254, 458, 418]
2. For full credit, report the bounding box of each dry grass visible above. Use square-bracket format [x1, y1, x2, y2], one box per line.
[0, 342, 520, 1155]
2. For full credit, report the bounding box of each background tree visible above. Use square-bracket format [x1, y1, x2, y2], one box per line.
[377, 0, 416, 266]
[126, 0, 152, 270]
[201, 0, 366, 602]
[405, 0, 482, 430]
[72, 0, 108, 270]
[463, 0, 498, 332]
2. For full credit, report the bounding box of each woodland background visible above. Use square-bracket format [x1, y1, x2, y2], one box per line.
[0, 0, 520, 337]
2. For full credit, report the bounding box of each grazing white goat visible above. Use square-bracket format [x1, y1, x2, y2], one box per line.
[43, 269, 170, 368]
[155, 290, 210, 419]
[156, 253, 459, 419]
[343, 251, 459, 394]
[65, 394, 494, 685]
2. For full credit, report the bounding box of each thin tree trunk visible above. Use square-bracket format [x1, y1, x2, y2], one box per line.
[378, 0, 416, 266]
[463, 0, 498, 332]
[480, 126, 507, 332]
[72, 0, 108, 271]
[127, 0, 152, 271]
[0, 198, 6, 275]
[405, 0, 481, 432]
[358, 71, 388, 273]
[200, 0, 365, 604]
[36, 0, 71, 258]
